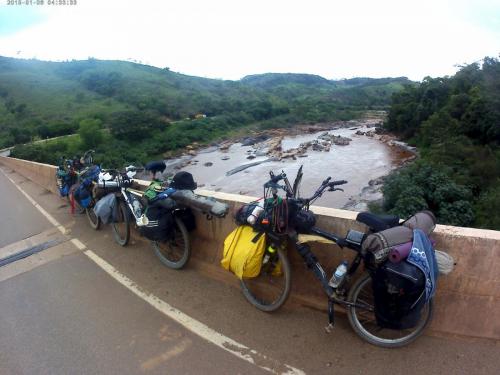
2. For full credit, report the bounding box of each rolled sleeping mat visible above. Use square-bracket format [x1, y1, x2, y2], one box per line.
[171, 190, 229, 218]
[388, 241, 413, 263]
[402, 210, 436, 236]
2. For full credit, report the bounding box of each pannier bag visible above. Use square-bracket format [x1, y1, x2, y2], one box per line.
[371, 260, 426, 329]
[56, 169, 76, 197]
[72, 183, 92, 209]
[235, 201, 262, 226]
[93, 193, 118, 224]
[221, 225, 266, 279]
[175, 208, 197, 232]
[235, 198, 288, 233]
[80, 165, 101, 183]
[138, 206, 174, 242]
[291, 210, 316, 233]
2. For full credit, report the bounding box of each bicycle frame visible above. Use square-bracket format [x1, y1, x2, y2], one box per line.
[294, 225, 375, 331]
[263, 168, 373, 329]
[117, 186, 144, 222]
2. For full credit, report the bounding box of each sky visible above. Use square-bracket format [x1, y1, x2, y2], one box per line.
[0, 0, 499, 81]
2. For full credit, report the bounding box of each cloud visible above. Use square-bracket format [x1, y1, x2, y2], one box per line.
[0, 5, 46, 36]
[0, 0, 498, 80]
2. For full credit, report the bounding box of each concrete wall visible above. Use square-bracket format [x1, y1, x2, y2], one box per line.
[2, 155, 499, 340]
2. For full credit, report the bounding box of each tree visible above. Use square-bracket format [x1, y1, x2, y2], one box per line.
[78, 118, 103, 148]
[108, 110, 166, 141]
[382, 163, 474, 227]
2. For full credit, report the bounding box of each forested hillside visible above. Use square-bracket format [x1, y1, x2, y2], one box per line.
[382, 57, 500, 229]
[1, 56, 408, 167]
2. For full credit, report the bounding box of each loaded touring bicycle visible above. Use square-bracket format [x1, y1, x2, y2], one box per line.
[226, 166, 443, 348]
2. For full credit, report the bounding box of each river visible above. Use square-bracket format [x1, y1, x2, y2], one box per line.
[160, 121, 413, 210]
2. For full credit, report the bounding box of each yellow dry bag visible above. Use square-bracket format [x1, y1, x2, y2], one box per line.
[221, 225, 266, 279]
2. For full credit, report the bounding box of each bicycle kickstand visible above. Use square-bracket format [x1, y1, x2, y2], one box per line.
[325, 298, 335, 334]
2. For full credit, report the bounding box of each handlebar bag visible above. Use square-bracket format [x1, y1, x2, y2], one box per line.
[221, 225, 266, 279]
[139, 206, 174, 242]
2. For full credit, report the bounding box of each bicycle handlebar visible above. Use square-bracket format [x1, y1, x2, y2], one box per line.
[264, 170, 348, 205]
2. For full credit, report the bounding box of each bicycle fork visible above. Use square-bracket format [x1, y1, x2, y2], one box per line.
[296, 243, 337, 332]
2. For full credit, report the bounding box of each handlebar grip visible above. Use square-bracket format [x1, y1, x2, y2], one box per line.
[331, 180, 347, 186]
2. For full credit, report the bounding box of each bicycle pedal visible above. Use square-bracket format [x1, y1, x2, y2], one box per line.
[324, 323, 334, 334]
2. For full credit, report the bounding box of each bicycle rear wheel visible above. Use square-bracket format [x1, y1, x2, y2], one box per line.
[111, 200, 130, 246]
[240, 247, 291, 312]
[152, 216, 191, 269]
[347, 273, 433, 348]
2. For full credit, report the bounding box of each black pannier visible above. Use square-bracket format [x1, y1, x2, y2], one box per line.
[291, 210, 316, 233]
[371, 260, 426, 330]
[139, 206, 174, 242]
[175, 208, 196, 232]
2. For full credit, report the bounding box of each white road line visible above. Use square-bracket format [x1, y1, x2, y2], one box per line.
[70, 238, 86, 250]
[0, 168, 66, 234]
[84, 249, 305, 375]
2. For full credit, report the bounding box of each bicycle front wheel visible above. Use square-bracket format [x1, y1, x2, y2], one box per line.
[111, 200, 130, 246]
[86, 207, 101, 230]
[240, 247, 291, 312]
[152, 216, 191, 269]
[347, 273, 433, 348]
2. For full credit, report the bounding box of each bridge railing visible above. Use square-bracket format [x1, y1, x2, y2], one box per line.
[1, 155, 499, 340]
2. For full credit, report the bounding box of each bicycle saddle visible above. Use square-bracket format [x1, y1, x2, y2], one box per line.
[145, 160, 166, 174]
[356, 212, 400, 232]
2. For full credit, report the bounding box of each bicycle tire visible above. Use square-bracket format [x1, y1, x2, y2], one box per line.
[86, 207, 101, 230]
[152, 216, 191, 269]
[111, 200, 130, 246]
[240, 247, 291, 312]
[347, 272, 433, 348]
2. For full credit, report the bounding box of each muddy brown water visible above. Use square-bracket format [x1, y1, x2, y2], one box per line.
[163, 126, 409, 209]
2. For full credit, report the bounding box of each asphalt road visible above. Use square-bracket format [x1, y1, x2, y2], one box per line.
[0, 165, 499, 375]
[0, 170, 52, 247]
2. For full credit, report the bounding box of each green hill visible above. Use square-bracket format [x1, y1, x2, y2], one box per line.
[1, 56, 410, 166]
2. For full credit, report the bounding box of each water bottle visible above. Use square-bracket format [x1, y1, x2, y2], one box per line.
[247, 201, 264, 225]
[262, 245, 277, 265]
[132, 198, 142, 218]
[329, 260, 348, 289]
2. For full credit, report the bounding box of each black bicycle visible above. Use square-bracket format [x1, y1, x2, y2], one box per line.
[239, 167, 433, 348]
[108, 163, 192, 269]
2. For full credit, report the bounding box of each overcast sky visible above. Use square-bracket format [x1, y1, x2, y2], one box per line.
[0, 0, 499, 81]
